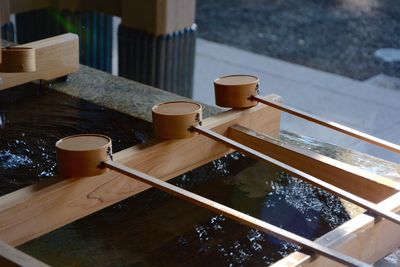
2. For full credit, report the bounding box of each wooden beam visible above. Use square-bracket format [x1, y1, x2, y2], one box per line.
[6, 0, 195, 35]
[0, 0, 10, 24]
[9, 0, 52, 14]
[253, 95, 400, 154]
[0, 95, 281, 246]
[0, 240, 49, 267]
[272, 191, 400, 266]
[7, 0, 121, 17]
[229, 125, 399, 203]
[0, 33, 79, 90]
[105, 160, 370, 267]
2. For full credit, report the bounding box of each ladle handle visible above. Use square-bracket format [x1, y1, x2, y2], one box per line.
[252, 95, 400, 154]
[103, 160, 370, 267]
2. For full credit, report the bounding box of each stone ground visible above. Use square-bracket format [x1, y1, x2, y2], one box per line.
[196, 0, 400, 80]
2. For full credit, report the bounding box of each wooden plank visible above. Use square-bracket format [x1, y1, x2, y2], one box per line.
[105, 160, 371, 267]
[194, 125, 400, 226]
[229, 125, 399, 203]
[272, 192, 400, 266]
[0, 240, 49, 267]
[253, 95, 400, 154]
[0, 96, 281, 246]
[0, 33, 79, 90]
[121, 0, 196, 35]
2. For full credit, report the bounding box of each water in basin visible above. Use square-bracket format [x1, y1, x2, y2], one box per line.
[0, 84, 350, 266]
[0, 83, 152, 194]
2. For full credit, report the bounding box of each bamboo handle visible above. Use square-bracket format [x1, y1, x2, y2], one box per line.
[193, 125, 400, 226]
[252, 95, 400, 154]
[103, 160, 370, 267]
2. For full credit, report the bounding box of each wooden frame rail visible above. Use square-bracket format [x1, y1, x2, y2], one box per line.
[252, 95, 400, 154]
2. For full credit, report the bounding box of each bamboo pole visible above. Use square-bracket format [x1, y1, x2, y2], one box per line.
[103, 160, 370, 267]
[0, 240, 49, 267]
[252, 95, 400, 154]
[192, 125, 400, 226]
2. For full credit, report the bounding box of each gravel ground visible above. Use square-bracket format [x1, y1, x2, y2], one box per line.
[196, 0, 400, 80]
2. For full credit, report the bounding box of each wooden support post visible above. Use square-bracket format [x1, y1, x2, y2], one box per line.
[118, 0, 197, 97]
[0, 96, 281, 246]
[229, 125, 399, 203]
[272, 192, 400, 266]
[121, 0, 196, 36]
[0, 33, 79, 90]
[0, 240, 49, 267]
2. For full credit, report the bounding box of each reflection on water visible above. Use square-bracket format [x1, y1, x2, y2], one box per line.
[0, 148, 33, 169]
[1, 84, 350, 266]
